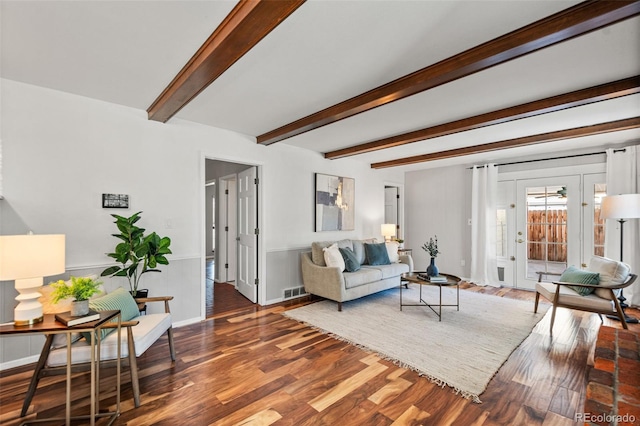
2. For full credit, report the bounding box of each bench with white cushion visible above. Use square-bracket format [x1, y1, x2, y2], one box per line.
[21, 287, 175, 417]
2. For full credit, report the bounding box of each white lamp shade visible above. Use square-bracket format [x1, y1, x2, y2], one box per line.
[0, 234, 66, 280]
[381, 224, 396, 238]
[601, 194, 640, 220]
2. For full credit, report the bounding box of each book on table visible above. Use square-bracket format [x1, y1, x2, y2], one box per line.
[417, 273, 447, 283]
[55, 310, 100, 326]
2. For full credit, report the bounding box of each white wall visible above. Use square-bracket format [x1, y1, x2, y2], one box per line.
[0, 78, 403, 366]
[405, 165, 471, 276]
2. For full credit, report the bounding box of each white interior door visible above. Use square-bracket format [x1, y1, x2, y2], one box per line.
[384, 186, 398, 229]
[236, 167, 257, 303]
[515, 175, 581, 290]
[226, 179, 237, 282]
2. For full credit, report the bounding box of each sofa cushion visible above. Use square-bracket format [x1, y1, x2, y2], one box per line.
[339, 247, 361, 272]
[362, 262, 410, 279]
[365, 242, 390, 266]
[323, 243, 345, 271]
[559, 266, 600, 296]
[344, 268, 383, 289]
[312, 239, 353, 266]
[352, 238, 376, 265]
[385, 241, 400, 263]
[588, 256, 630, 299]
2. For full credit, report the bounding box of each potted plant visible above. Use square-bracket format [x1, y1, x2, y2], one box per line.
[101, 211, 172, 297]
[421, 235, 440, 277]
[396, 238, 405, 249]
[51, 276, 102, 316]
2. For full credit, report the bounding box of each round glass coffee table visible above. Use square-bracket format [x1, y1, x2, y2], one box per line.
[400, 272, 461, 321]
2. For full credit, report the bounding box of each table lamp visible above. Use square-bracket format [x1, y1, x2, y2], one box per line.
[381, 224, 396, 242]
[601, 193, 640, 323]
[0, 234, 65, 325]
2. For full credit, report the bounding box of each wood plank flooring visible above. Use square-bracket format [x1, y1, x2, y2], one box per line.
[1, 283, 639, 425]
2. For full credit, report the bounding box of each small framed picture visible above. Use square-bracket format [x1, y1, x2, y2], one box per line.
[102, 193, 129, 209]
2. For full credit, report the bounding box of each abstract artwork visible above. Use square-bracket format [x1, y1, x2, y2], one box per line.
[315, 173, 355, 231]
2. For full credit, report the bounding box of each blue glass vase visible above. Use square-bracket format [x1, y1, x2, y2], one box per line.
[426, 257, 439, 277]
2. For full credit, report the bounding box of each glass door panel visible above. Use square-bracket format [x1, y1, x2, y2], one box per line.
[584, 174, 607, 263]
[516, 176, 580, 289]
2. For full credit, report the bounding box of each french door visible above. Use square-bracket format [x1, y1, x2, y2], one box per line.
[514, 176, 581, 290]
[498, 172, 606, 290]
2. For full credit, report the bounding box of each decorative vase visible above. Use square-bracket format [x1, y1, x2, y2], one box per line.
[71, 299, 89, 316]
[426, 257, 439, 277]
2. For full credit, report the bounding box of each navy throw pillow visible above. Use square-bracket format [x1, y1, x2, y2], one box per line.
[364, 242, 391, 266]
[339, 247, 361, 272]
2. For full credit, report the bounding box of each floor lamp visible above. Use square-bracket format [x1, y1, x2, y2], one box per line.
[601, 193, 640, 324]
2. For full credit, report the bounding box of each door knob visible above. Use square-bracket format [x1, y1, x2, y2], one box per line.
[517, 239, 524, 243]
[510, 256, 515, 261]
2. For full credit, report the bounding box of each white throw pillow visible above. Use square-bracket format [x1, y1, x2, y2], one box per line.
[588, 255, 630, 299]
[323, 243, 345, 271]
[385, 241, 400, 263]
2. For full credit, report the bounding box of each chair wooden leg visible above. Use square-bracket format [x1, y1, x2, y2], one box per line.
[167, 327, 176, 362]
[534, 292, 540, 313]
[127, 330, 141, 408]
[549, 305, 557, 335]
[21, 334, 55, 417]
[610, 290, 629, 329]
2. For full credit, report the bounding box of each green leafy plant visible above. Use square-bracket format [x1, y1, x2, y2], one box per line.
[421, 236, 440, 258]
[395, 238, 404, 244]
[51, 276, 102, 302]
[101, 211, 172, 293]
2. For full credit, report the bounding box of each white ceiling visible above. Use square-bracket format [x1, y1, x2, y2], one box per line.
[2, 0, 639, 172]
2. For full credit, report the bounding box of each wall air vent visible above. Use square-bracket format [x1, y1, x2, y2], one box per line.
[283, 286, 307, 300]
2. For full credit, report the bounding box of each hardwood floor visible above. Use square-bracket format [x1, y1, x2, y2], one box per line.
[1, 283, 639, 425]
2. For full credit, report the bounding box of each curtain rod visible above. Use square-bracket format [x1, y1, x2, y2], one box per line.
[468, 148, 626, 169]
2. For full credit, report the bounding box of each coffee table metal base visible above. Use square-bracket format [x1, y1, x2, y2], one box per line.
[399, 273, 460, 321]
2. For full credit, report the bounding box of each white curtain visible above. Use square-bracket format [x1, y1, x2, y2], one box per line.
[470, 164, 500, 287]
[605, 146, 640, 307]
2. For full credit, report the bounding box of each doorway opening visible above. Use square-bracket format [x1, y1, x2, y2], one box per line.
[204, 159, 260, 317]
[384, 185, 403, 240]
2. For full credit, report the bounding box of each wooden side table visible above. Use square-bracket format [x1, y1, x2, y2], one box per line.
[0, 310, 121, 425]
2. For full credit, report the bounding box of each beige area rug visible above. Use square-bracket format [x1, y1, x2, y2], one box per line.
[284, 285, 548, 402]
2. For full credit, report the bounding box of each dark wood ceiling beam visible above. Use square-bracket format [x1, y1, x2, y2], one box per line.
[325, 76, 640, 159]
[147, 0, 306, 123]
[258, 0, 640, 146]
[371, 117, 640, 169]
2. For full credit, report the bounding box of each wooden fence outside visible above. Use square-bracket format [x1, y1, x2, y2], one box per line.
[527, 207, 605, 261]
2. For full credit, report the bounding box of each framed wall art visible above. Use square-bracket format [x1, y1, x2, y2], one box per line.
[315, 173, 355, 231]
[102, 193, 129, 209]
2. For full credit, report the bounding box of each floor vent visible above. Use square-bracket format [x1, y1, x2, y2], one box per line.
[283, 286, 306, 300]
